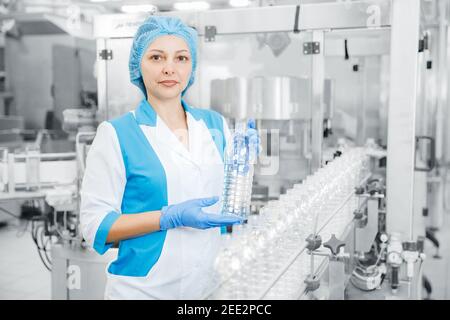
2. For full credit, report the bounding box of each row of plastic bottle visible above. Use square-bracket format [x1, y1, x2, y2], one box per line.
[209, 147, 370, 300]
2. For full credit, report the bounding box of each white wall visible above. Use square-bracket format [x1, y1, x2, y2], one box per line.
[5, 35, 96, 129]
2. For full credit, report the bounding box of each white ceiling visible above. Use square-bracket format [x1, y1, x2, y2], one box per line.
[1, 0, 344, 18]
[16, 0, 338, 13]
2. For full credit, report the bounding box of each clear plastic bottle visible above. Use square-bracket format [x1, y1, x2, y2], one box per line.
[221, 121, 256, 219]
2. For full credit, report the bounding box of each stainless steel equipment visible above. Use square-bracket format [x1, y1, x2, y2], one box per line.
[84, 0, 448, 301]
[51, 245, 116, 300]
[0, 129, 116, 300]
[210, 76, 313, 198]
[211, 76, 311, 121]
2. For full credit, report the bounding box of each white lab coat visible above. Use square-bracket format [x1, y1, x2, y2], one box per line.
[80, 99, 230, 299]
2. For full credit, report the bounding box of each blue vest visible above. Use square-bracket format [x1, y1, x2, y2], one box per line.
[105, 99, 225, 277]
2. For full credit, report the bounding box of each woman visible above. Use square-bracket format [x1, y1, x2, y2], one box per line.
[80, 16, 258, 299]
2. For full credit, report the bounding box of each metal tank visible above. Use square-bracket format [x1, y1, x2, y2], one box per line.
[210, 76, 314, 200]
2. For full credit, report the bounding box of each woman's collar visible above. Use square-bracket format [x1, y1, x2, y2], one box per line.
[135, 99, 194, 127]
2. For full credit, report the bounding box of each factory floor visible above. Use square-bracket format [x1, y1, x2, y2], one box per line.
[0, 218, 51, 300]
[0, 212, 449, 300]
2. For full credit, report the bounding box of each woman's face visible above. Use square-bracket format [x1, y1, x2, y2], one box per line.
[141, 35, 192, 100]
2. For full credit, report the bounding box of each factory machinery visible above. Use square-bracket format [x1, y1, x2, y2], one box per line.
[0, 0, 449, 299]
[205, 145, 390, 299]
[0, 112, 115, 299]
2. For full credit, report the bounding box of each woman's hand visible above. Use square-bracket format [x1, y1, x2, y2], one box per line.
[159, 196, 243, 230]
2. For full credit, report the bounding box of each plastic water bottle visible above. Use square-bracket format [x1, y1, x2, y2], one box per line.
[221, 121, 256, 219]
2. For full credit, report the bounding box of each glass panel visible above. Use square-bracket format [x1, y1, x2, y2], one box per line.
[190, 31, 314, 199]
[323, 29, 391, 150]
[103, 38, 142, 120]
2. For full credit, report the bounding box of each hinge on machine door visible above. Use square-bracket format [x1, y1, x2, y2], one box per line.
[99, 49, 113, 60]
[303, 42, 320, 55]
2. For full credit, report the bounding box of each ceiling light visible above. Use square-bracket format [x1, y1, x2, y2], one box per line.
[229, 0, 251, 7]
[120, 4, 157, 14]
[173, 1, 210, 11]
[24, 6, 50, 13]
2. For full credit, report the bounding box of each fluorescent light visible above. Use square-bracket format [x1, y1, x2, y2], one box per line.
[173, 1, 210, 11]
[120, 5, 157, 13]
[229, 0, 251, 7]
[24, 6, 50, 13]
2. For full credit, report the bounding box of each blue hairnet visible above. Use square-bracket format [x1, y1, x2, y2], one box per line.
[129, 16, 198, 98]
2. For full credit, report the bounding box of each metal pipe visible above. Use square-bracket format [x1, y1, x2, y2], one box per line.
[0, 129, 35, 135]
[310, 30, 325, 173]
[13, 152, 76, 160]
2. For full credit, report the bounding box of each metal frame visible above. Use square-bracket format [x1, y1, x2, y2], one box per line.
[436, 0, 448, 163]
[386, 0, 421, 241]
[0, 151, 77, 198]
[96, 38, 109, 121]
[310, 30, 325, 172]
[446, 1, 450, 166]
[418, 0, 449, 232]
[93, 1, 392, 39]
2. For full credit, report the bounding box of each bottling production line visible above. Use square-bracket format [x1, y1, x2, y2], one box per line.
[0, 0, 449, 300]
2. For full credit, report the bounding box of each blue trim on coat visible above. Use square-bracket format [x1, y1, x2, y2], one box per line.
[107, 112, 168, 277]
[93, 211, 121, 255]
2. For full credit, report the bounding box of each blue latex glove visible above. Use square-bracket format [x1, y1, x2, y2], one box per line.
[159, 196, 243, 230]
[246, 118, 261, 155]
